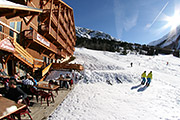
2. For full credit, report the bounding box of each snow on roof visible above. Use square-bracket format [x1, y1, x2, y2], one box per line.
[0, 0, 42, 13]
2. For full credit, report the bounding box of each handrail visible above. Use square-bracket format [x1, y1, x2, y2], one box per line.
[0, 31, 14, 41]
[0, 21, 20, 34]
[13, 41, 34, 65]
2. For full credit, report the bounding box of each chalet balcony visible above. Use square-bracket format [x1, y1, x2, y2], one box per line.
[0, 31, 44, 69]
[57, 49, 66, 58]
[39, 8, 75, 56]
[24, 29, 60, 54]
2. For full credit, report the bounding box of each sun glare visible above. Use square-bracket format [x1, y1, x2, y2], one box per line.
[164, 10, 180, 31]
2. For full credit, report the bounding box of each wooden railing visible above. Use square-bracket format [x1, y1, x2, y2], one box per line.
[40, 1, 76, 56]
[67, 46, 73, 55]
[34, 59, 44, 68]
[13, 41, 34, 65]
[24, 29, 58, 54]
[49, 26, 57, 39]
[57, 35, 66, 49]
[0, 21, 45, 69]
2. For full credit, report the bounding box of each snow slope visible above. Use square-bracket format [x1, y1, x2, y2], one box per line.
[48, 48, 180, 120]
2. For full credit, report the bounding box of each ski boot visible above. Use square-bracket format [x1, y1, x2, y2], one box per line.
[145, 82, 150, 87]
[141, 80, 145, 85]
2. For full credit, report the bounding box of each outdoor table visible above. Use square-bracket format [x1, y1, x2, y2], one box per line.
[0, 96, 26, 119]
[36, 83, 59, 96]
[36, 83, 59, 91]
[56, 78, 71, 82]
[36, 83, 59, 105]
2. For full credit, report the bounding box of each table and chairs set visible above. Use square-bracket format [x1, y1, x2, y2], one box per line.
[0, 72, 75, 120]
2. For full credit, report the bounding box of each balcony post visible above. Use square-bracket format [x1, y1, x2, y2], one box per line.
[49, 0, 54, 35]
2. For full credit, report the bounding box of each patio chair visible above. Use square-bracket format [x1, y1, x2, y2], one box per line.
[13, 98, 32, 120]
[39, 90, 54, 106]
[30, 87, 40, 102]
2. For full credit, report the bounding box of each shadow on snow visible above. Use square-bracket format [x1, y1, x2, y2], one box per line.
[131, 84, 147, 92]
[137, 86, 147, 92]
[131, 84, 141, 90]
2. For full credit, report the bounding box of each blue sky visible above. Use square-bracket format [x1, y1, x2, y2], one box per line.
[63, 0, 180, 44]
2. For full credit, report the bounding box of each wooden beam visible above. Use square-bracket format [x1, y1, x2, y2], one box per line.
[44, 0, 51, 7]
[1, 9, 16, 17]
[49, 0, 53, 35]
[23, 15, 36, 26]
[6, 11, 29, 19]
[43, 32, 48, 37]
[0, 21, 20, 34]
[57, 3, 61, 39]
[49, 53, 55, 58]
[5, 54, 11, 64]
[40, 49, 46, 55]
[25, 41, 33, 49]
[42, 17, 49, 23]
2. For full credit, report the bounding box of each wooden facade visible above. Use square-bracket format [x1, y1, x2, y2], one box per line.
[0, 0, 76, 78]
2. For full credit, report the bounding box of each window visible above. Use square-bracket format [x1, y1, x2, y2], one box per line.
[16, 22, 21, 43]
[9, 22, 15, 37]
[43, 56, 47, 63]
[0, 25, 3, 39]
[9, 22, 22, 43]
[0, 25, 2, 32]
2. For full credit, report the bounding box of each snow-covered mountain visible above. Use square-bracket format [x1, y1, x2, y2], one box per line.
[75, 26, 120, 41]
[149, 25, 180, 49]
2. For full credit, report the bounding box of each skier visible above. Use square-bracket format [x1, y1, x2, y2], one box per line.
[146, 71, 152, 87]
[141, 71, 146, 85]
[130, 62, 133, 67]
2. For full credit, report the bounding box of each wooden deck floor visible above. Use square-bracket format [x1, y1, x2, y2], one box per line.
[23, 87, 72, 120]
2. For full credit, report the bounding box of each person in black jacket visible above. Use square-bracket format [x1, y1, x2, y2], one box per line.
[0, 80, 27, 104]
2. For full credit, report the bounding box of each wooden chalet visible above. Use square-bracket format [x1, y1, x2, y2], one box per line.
[0, 0, 78, 79]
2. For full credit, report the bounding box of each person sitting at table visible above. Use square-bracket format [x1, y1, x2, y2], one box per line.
[0, 69, 8, 76]
[13, 74, 33, 87]
[26, 73, 37, 85]
[12, 73, 23, 87]
[14, 72, 21, 80]
[0, 80, 27, 104]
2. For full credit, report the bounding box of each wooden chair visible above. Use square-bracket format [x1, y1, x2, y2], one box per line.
[30, 87, 40, 102]
[13, 106, 32, 120]
[39, 91, 54, 106]
[30, 87, 54, 106]
[13, 98, 32, 120]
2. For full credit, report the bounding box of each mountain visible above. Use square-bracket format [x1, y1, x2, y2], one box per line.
[75, 26, 120, 41]
[149, 25, 180, 50]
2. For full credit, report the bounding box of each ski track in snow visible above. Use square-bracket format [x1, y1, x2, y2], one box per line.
[48, 48, 180, 120]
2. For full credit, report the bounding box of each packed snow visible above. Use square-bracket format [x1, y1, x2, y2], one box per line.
[48, 48, 180, 120]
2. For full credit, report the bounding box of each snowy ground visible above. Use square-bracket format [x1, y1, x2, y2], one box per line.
[48, 48, 180, 120]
